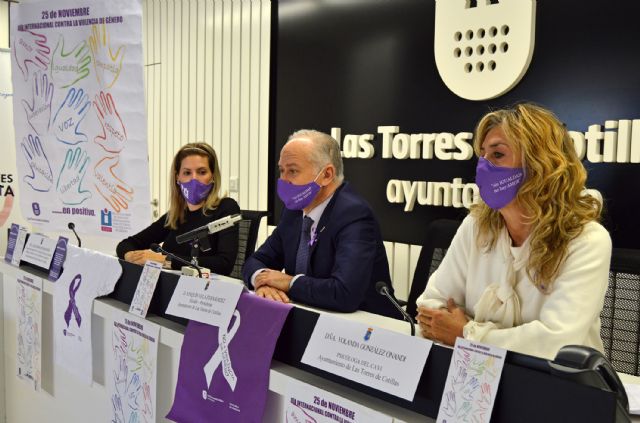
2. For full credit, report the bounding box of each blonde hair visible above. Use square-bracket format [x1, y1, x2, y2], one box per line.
[470, 103, 602, 291]
[166, 142, 224, 229]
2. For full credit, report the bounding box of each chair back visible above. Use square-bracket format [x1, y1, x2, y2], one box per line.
[600, 248, 640, 376]
[406, 218, 462, 317]
[229, 210, 269, 279]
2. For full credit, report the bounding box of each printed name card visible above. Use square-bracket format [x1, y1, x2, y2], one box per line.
[9, 225, 29, 267]
[436, 338, 507, 423]
[5, 223, 20, 263]
[166, 274, 243, 328]
[284, 378, 393, 423]
[129, 260, 163, 317]
[301, 314, 432, 401]
[21, 233, 57, 269]
[48, 236, 68, 281]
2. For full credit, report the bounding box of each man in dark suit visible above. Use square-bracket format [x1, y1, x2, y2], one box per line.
[242, 130, 401, 318]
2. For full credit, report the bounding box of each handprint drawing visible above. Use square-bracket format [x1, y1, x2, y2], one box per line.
[56, 147, 91, 205]
[21, 72, 54, 136]
[52, 87, 91, 145]
[141, 383, 153, 418]
[442, 391, 457, 417]
[111, 394, 125, 423]
[89, 24, 125, 88]
[126, 372, 141, 410]
[21, 134, 53, 192]
[94, 91, 127, 153]
[94, 155, 134, 212]
[50, 34, 91, 88]
[13, 30, 50, 81]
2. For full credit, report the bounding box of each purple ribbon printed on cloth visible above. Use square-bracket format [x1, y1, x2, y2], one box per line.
[167, 292, 293, 423]
[63, 273, 82, 328]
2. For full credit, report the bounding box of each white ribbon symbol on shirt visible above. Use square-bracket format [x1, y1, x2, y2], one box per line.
[203, 310, 241, 392]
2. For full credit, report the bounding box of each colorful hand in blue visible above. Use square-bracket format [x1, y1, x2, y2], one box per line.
[52, 87, 91, 145]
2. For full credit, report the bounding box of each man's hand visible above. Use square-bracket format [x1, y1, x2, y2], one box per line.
[416, 299, 468, 346]
[255, 286, 290, 303]
[254, 269, 294, 292]
[123, 249, 164, 266]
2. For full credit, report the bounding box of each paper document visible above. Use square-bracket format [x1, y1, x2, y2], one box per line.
[624, 383, 640, 415]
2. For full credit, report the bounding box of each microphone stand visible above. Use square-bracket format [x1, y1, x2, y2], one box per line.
[190, 239, 200, 267]
[151, 243, 204, 279]
[67, 222, 82, 247]
[376, 281, 416, 336]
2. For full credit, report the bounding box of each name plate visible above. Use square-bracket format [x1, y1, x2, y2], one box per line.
[10, 226, 29, 267]
[129, 260, 163, 318]
[21, 233, 57, 269]
[166, 274, 243, 328]
[301, 314, 432, 401]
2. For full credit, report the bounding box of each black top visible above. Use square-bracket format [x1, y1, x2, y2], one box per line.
[116, 197, 240, 275]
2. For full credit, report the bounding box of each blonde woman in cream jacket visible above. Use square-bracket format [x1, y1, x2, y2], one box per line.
[416, 103, 611, 360]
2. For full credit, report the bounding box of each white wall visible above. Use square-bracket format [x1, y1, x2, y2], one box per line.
[142, 0, 271, 222]
[0, 1, 8, 49]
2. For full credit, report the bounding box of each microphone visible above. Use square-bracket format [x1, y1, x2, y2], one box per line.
[150, 243, 203, 279]
[375, 281, 415, 336]
[175, 213, 242, 245]
[67, 222, 81, 247]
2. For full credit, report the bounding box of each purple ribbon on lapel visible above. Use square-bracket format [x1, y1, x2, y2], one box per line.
[63, 274, 82, 328]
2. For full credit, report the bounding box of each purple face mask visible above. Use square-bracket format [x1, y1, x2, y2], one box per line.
[277, 170, 323, 210]
[179, 179, 213, 205]
[475, 157, 525, 210]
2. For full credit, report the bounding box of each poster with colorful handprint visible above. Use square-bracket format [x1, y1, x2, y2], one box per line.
[107, 311, 159, 423]
[436, 338, 506, 423]
[15, 270, 43, 392]
[10, 0, 150, 238]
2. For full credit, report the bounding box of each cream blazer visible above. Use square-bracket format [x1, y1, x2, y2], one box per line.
[417, 215, 611, 360]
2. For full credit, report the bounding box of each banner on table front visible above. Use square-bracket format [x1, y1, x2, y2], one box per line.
[15, 271, 43, 391]
[53, 245, 122, 385]
[108, 310, 159, 423]
[10, 0, 150, 237]
[167, 293, 293, 423]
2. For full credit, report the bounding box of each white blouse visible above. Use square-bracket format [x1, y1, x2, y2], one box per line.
[417, 215, 612, 360]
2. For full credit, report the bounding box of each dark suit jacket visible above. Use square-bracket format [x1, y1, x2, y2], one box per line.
[243, 182, 401, 319]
